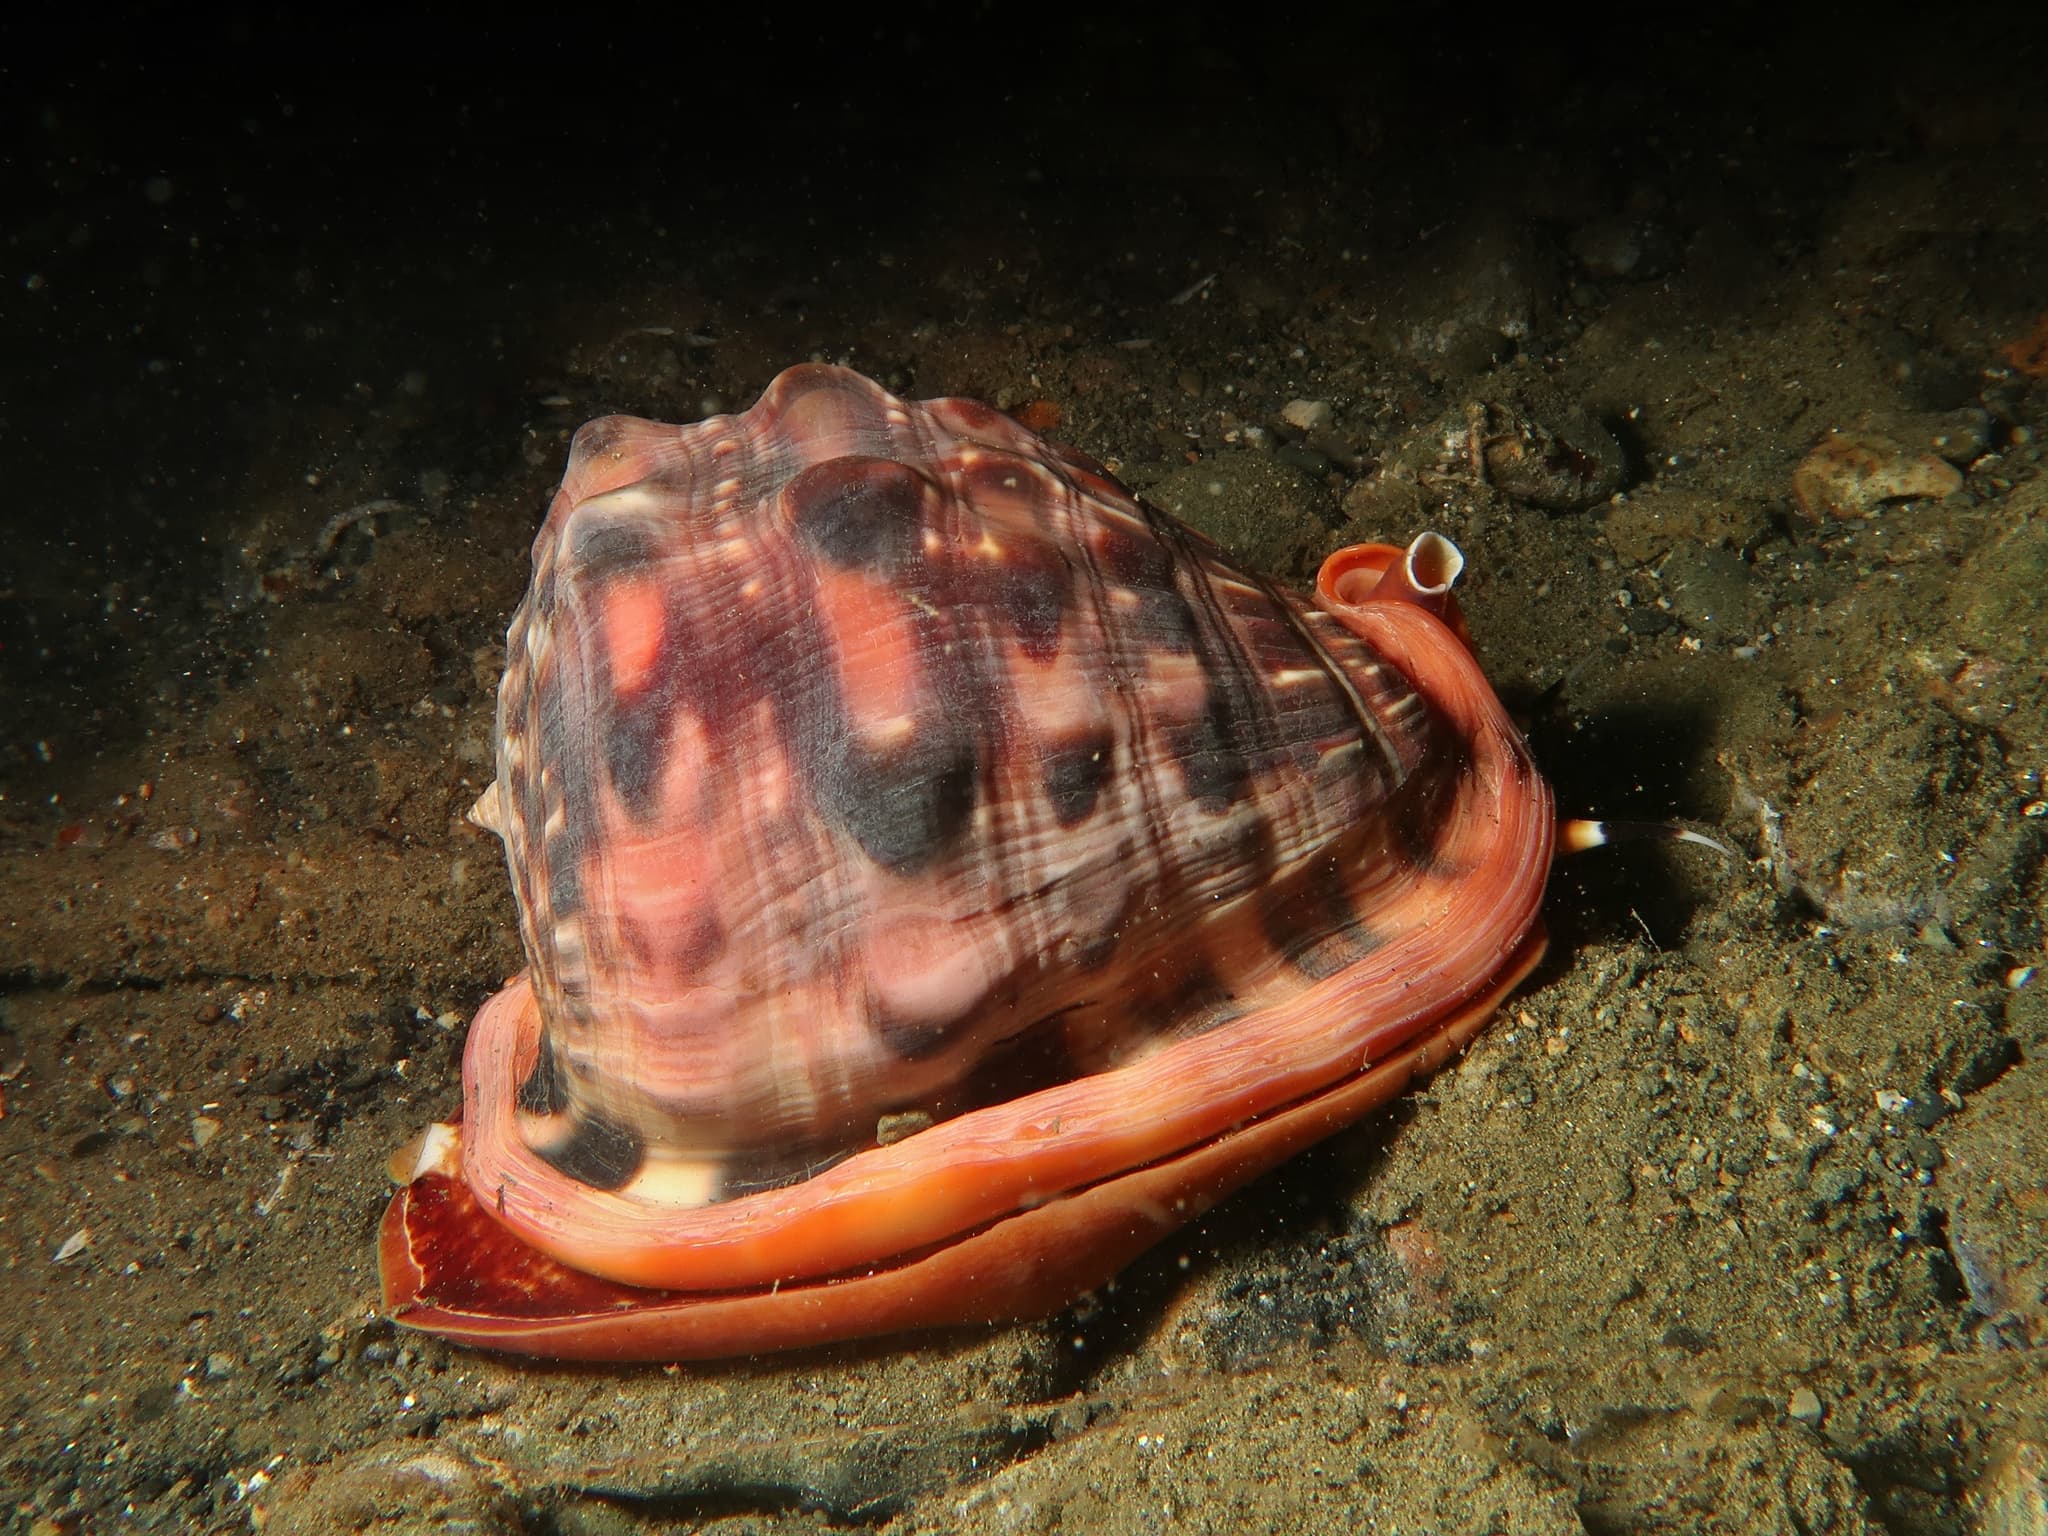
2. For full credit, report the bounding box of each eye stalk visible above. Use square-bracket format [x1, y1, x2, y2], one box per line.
[1559, 817, 1735, 858]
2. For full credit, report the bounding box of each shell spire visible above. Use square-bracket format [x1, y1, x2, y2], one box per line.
[468, 779, 507, 836]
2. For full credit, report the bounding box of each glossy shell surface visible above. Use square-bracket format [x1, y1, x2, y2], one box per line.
[381, 365, 1556, 1360]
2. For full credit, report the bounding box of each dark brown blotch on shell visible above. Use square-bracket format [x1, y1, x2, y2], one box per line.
[516, 1033, 567, 1117]
[872, 1002, 981, 1063]
[534, 1109, 646, 1192]
[1260, 851, 1381, 981]
[1098, 530, 1202, 655]
[1166, 706, 1254, 811]
[604, 671, 682, 819]
[620, 901, 727, 976]
[1041, 733, 1116, 826]
[570, 518, 663, 583]
[818, 724, 982, 875]
[1386, 743, 1480, 878]
[787, 456, 933, 572]
[1165, 596, 1274, 813]
[544, 845, 582, 926]
[1150, 961, 1244, 1045]
[975, 545, 1069, 662]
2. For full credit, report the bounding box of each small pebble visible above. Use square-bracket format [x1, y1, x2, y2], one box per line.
[1788, 1387, 1824, 1425]
[1571, 215, 1676, 280]
[205, 1352, 237, 1380]
[1974, 1440, 2048, 1536]
[1808, 1165, 1864, 1209]
[876, 1109, 936, 1145]
[1906, 1095, 1951, 1130]
[1660, 541, 1761, 636]
[1904, 1133, 1945, 1171]
[1280, 398, 1331, 432]
[1791, 429, 1962, 519]
[1920, 406, 1993, 464]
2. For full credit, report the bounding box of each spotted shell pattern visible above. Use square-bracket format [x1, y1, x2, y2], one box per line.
[479, 366, 1460, 1209]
